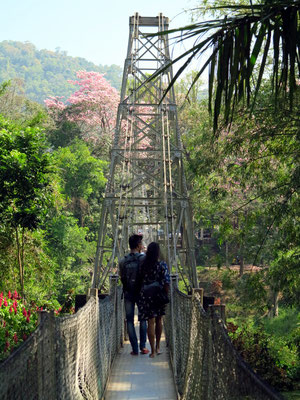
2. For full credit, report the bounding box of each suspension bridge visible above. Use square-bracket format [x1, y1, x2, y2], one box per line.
[0, 14, 284, 400]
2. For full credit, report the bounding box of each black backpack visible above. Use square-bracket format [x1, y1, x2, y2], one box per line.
[142, 262, 169, 306]
[120, 253, 144, 295]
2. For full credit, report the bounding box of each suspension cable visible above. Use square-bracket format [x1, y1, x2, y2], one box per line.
[165, 109, 178, 274]
[107, 13, 140, 275]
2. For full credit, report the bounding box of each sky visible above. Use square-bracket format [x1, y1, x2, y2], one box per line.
[0, 0, 199, 68]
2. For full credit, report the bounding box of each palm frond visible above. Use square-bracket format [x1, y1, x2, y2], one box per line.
[150, 0, 300, 132]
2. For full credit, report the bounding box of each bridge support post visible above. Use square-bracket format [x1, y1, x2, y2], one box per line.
[170, 274, 179, 288]
[89, 288, 98, 297]
[109, 274, 124, 347]
[192, 287, 204, 306]
[109, 274, 119, 294]
[86, 287, 98, 302]
[209, 304, 226, 323]
[169, 274, 178, 383]
[37, 310, 57, 400]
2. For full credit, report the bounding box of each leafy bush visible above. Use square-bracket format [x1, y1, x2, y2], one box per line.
[262, 308, 300, 384]
[0, 290, 38, 361]
[220, 268, 237, 290]
[235, 271, 267, 311]
[227, 318, 300, 391]
[0, 290, 63, 362]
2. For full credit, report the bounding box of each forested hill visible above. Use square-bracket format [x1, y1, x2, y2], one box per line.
[0, 40, 122, 103]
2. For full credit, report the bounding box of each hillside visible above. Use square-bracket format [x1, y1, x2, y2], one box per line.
[0, 40, 122, 103]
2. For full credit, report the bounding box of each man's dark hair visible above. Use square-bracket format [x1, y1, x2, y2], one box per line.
[129, 234, 143, 250]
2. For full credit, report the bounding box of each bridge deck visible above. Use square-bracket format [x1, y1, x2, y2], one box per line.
[104, 313, 177, 400]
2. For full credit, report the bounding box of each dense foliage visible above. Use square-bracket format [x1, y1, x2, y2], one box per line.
[0, 290, 38, 361]
[0, 40, 122, 103]
[198, 267, 300, 391]
[0, 69, 114, 359]
[0, 2, 298, 395]
[172, 1, 300, 394]
[0, 69, 114, 311]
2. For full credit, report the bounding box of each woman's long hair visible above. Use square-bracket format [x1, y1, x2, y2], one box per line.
[141, 242, 160, 275]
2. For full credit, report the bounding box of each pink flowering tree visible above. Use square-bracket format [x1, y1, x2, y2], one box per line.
[45, 71, 120, 154]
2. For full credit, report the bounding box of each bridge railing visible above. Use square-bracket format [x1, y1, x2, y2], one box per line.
[0, 276, 123, 400]
[165, 275, 284, 400]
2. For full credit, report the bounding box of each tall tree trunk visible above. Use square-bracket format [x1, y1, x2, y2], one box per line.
[268, 288, 279, 318]
[239, 241, 244, 277]
[225, 241, 229, 269]
[15, 227, 24, 299]
[21, 227, 25, 299]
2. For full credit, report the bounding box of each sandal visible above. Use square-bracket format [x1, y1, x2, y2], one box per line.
[130, 351, 139, 356]
[140, 348, 150, 354]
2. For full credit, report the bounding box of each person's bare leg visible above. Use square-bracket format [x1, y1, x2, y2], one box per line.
[155, 316, 163, 354]
[147, 318, 156, 357]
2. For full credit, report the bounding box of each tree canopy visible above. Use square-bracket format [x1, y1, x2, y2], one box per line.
[0, 40, 122, 104]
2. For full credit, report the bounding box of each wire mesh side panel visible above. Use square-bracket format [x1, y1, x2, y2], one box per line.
[56, 286, 123, 400]
[164, 286, 193, 395]
[0, 319, 47, 400]
[0, 285, 123, 400]
[115, 286, 124, 352]
[180, 296, 217, 400]
[98, 285, 124, 395]
[179, 297, 284, 400]
[56, 297, 98, 400]
[209, 311, 283, 400]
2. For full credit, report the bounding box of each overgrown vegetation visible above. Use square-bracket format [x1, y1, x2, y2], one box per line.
[197, 266, 300, 392]
[171, 0, 300, 394]
[0, 71, 111, 323]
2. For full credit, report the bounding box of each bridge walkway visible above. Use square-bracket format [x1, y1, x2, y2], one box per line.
[105, 310, 177, 400]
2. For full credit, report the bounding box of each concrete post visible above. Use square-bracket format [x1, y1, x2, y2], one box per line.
[37, 310, 57, 400]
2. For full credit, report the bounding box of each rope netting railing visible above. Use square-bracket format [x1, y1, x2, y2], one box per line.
[0, 276, 123, 400]
[165, 276, 284, 400]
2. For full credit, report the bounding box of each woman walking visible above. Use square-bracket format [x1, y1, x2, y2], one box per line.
[138, 242, 170, 358]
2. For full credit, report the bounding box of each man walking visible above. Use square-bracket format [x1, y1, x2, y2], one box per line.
[119, 234, 149, 355]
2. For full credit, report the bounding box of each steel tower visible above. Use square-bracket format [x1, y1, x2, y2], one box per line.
[92, 13, 198, 290]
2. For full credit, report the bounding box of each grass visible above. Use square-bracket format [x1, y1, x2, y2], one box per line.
[263, 308, 300, 337]
[281, 391, 300, 399]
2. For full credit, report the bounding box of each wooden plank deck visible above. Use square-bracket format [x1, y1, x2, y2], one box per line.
[104, 312, 177, 400]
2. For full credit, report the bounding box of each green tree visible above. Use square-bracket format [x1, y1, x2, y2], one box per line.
[54, 140, 108, 227]
[178, 79, 299, 305]
[0, 115, 53, 297]
[44, 213, 96, 301]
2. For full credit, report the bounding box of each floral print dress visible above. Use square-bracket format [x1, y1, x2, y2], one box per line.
[138, 261, 170, 321]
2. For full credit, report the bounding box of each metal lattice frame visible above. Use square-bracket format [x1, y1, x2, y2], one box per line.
[92, 13, 198, 290]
